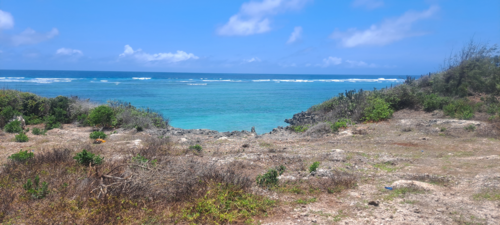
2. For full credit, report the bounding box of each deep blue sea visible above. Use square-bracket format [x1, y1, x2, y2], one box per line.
[0, 70, 407, 134]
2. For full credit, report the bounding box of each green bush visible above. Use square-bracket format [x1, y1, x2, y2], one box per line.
[256, 169, 279, 187]
[89, 131, 107, 139]
[363, 97, 394, 122]
[189, 144, 203, 152]
[44, 115, 61, 130]
[291, 125, 308, 133]
[8, 150, 34, 162]
[443, 100, 475, 120]
[15, 132, 29, 142]
[331, 118, 352, 132]
[76, 114, 90, 126]
[422, 94, 449, 112]
[49, 96, 70, 123]
[73, 149, 104, 166]
[88, 105, 115, 128]
[0, 106, 21, 122]
[4, 120, 22, 133]
[465, 124, 476, 132]
[32, 127, 46, 135]
[23, 175, 49, 199]
[25, 114, 44, 125]
[276, 165, 286, 175]
[309, 162, 320, 173]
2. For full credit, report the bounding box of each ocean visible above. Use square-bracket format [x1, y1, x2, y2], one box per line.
[0, 70, 406, 134]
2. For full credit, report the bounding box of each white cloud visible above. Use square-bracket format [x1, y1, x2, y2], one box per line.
[247, 57, 261, 63]
[119, 45, 199, 63]
[351, 0, 384, 10]
[287, 26, 302, 44]
[345, 60, 377, 68]
[56, 48, 83, 56]
[11, 28, 59, 46]
[331, 5, 439, 47]
[218, 0, 310, 36]
[322, 56, 342, 67]
[0, 10, 14, 29]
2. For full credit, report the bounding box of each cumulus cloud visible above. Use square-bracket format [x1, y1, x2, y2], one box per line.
[118, 45, 199, 63]
[322, 56, 342, 67]
[287, 26, 302, 44]
[351, 0, 384, 10]
[11, 28, 59, 46]
[218, 0, 310, 36]
[345, 60, 377, 68]
[247, 57, 261, 63]
[0, 10, 14, 29]
[331, 5, 439, 47]
[56, 48, 83, 56]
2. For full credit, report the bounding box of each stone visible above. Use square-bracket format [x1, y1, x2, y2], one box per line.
[251, 126, 256, 133]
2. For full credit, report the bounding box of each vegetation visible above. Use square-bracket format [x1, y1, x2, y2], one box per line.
[189, 144, 203, 152]
[73, 149, 104, 166]
[23, 175, 49, 199]
[15, 132, 29, 142]
[4, 120, 22, 133]
[0, 91, 168, 132]
[89, 131, 107, 139]
[306, 40, 499, 127]
[465, 124, 477, 132]
[309, 161, 320, 173]
[256, 168, 279, 187]
[181, 183, 275, 224]
[331, 118, 352, 132]
[32, 127, 45, 135]
[8, 150, 34, 162]
[88, 105, 115, 128]
[291, 125, 308, 132]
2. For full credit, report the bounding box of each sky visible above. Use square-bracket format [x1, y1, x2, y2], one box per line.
[0, 0, 498, 75]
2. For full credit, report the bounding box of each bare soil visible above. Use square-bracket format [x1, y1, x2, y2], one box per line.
[1, 110, 499, 224]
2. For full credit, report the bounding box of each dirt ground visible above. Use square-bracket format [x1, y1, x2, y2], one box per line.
[1, 109, 499, 224]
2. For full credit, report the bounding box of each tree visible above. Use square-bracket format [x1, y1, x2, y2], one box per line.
[88, 105, 114, 128]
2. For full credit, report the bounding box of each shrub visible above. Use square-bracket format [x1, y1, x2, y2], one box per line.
[331, 118, 352, 132]
[88, 105, 115, 128]
[422, 94, 449, 112]
[291, 125, 308, 132]
[8, 150, 34, 162]
[443, 100, 475, 120]
[32, 127, 45, 135]
[276, 165, 286, 175]
[189, 144, 203, 152]
[44, 115, 61, 130]
[23, 175, 49, 199]
[465, 124, 476, 132]
[15, 132, 29, 142]
[0, 106, 21, 122]
[256, 169, 279, 187]
[309, 162, 320, 173]
[89, 131, 107, 139]
[4, 120, 22, 133]
[49, 96, 70, 123]
[24, 114, 44, 125]
[73, 149, 104, 166]
[363, 97, 394, 122]
[109, 100, 169, 129]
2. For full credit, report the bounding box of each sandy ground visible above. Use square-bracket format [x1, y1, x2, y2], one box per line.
[1, 110, 499, 224]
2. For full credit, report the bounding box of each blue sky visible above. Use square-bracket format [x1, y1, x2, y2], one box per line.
[0, 0, 498, 75]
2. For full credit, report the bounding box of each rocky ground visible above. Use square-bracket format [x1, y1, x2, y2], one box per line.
[1, 109, 499, 224]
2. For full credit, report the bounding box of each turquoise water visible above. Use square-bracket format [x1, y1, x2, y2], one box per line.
[0, 70, 406, 134]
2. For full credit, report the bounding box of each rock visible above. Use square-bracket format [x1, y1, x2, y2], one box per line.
[303, 122, 331, 137]
[242, 143, 250, 148]
[251, 126, 256, 133]
[284, 111, 320, 126]
[392, 180, 439, 191]
[368, 201, 379, 206]
[10, 116, 26, 129]
[353, 127, 368, 135]
[180, 138, 188, 143]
